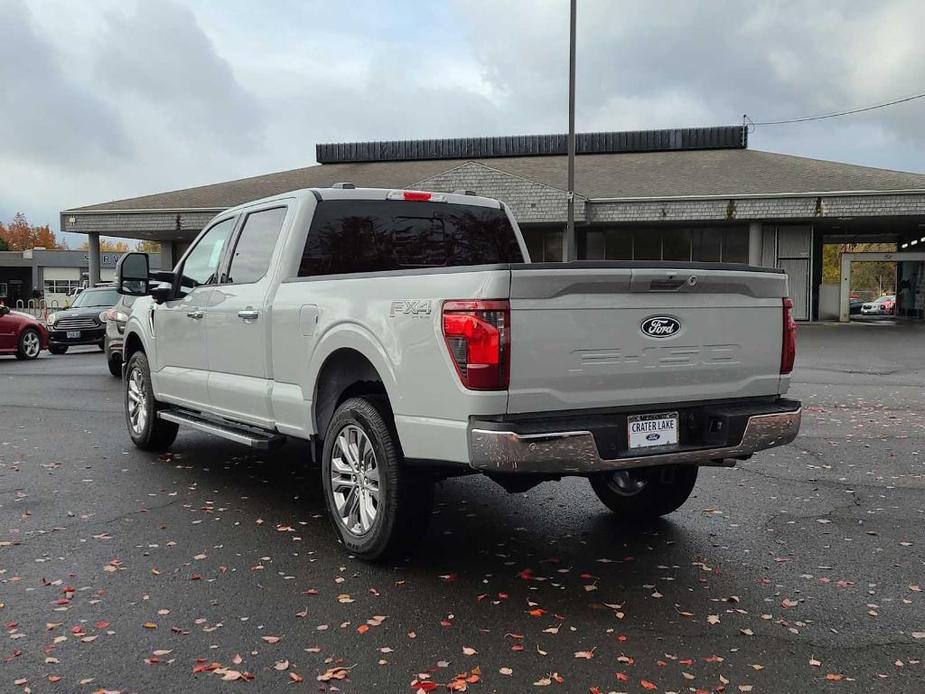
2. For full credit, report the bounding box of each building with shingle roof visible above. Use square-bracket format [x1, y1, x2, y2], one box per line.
[61, 126, 925, 320]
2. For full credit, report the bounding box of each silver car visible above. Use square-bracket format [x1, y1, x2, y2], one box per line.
[861, 295, 895, 315]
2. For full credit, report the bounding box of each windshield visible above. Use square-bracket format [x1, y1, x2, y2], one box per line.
[71, 288, 120, 308]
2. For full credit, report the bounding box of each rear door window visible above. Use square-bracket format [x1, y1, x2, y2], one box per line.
[225, 207, 287, 284]
[298, 200, 524, 277]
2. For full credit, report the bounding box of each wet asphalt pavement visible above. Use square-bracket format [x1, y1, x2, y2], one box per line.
[1, 323, 923, 693]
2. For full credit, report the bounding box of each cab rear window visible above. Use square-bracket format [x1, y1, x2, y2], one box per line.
[298, 200, 524, 277]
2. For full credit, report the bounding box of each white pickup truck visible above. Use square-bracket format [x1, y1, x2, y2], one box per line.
[116, 185, 800, 560]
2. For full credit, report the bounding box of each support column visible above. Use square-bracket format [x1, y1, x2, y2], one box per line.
[87, 233, 101, 286]
[839, 252, 851, 323]
[159, 241, 176, 271]
[748, 222, 762, 266]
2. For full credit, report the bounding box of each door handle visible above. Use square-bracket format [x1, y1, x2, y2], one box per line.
[186, 310, 203, 320]
[237, 309, 259, 321]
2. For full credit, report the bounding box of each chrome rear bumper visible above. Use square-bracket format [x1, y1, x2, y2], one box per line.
[469, 407, 801, 474]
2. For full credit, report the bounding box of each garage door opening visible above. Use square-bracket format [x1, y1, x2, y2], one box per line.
[836, 251, 925, 322]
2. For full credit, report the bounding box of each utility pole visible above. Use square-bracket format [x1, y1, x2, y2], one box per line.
[564, 0, 577, 261]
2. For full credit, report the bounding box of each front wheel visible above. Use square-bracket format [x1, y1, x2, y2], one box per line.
[48, 344, 68, 355]
[321, 397, 434, 561]
[124, 351, 178, 451]
[589, 465, 698, 520]
[108, 354, 122, 378]
[15, 328, 42, 360]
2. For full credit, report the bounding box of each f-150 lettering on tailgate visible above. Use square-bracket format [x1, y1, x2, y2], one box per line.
[575, 344, 740, 369]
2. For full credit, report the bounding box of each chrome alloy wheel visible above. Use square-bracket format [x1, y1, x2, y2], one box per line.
[21, 331, 40, 358]
[604, 469, 650, 496]
[330, 424, 381, 535]
[127, 365, 148, 435]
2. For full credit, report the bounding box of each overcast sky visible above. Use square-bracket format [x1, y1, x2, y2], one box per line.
[2, 0, 924, 245]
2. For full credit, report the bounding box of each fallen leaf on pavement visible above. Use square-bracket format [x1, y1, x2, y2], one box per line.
[317, 666, 349, 682]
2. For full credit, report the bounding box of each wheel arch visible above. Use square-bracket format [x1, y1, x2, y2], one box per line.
[123, 330, 145, 364]
[313, 347, 394, 440]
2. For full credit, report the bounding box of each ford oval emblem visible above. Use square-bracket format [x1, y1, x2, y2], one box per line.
[646, 433, 660, 441]
[641, 316, 681, 338]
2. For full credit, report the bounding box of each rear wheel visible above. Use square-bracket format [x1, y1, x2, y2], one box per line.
[15, 328, 41, 360]
[321, 396, 434, 561]
[589, 465, 698, 519]
[48, 344, 68, 355]
[125, 351, 178, 451]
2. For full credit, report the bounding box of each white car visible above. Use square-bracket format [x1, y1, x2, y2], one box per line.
[115, 186, 801, 560]
[860, 295, 895, 315]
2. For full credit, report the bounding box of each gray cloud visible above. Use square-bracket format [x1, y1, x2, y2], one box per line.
[0, 0, 129, 166]
[94, 0, 264, 152]
[456, 0, 925, 167]
[2, 0, 924, 242]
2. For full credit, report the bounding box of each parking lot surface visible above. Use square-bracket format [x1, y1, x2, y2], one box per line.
[1, 325, 924, 693]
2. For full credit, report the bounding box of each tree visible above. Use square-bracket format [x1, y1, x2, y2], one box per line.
[822, 242, 896, 299]
[79, 239, 130, 253]
[135, 240, 161, 253]
[0, 212, 66, 250]
[0, 233, 8, 251]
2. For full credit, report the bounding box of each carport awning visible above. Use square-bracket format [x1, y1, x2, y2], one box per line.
[60, 209, 223, 241]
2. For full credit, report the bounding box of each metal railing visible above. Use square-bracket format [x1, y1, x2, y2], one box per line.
[14, 298, 61, 323]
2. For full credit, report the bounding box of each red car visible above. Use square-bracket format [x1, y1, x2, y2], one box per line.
[0, 305, 49, 360]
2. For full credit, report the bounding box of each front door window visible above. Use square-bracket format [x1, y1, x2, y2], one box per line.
[177, 218, 236, 295]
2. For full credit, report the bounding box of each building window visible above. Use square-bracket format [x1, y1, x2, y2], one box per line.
[662, 229, 692, 261]
[692, 229, 723, 262]
[585, 230, 605, 260]
[524, 229, 564, 262]
[605, 230, 633, 259]
[43, 279, 81, 295]
[722, 229, 749, 263]
[633, 230, 661, 260]
[585, 226, 748, 263]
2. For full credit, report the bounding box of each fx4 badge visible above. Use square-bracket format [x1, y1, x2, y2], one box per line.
[390, 299, 432, 318]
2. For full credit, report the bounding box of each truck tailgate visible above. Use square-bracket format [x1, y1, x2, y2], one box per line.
[507, 264, 788, 413]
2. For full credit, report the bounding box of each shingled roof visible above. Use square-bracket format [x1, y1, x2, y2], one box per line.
[65, 148, 925, 213]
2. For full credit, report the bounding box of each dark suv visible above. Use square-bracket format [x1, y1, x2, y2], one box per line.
[47, 286, 120, 354]
[102, 293, 138, 376]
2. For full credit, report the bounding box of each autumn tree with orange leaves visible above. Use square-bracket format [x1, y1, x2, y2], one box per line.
[78, 239, 130, 253]
[0, 212, 66, 251]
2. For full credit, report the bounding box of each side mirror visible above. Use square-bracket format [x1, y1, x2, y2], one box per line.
[0, 305, 9, 317]
[116, 252, 150, 296]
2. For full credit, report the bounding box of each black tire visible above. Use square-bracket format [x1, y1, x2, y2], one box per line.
[16, 328, 42, 361]
[124, 351, 178, 451]
[321, 396, 434, 561]
[589, 465, 698, 519]
[48, 344, 68, 355]
[107, 354, 122, 378]
[99, 342, 106, 352]
[15, 328, 42, 360]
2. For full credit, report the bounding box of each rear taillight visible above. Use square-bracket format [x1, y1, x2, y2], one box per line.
[441, 300, 510, 390]
[781, 297, 797, 374]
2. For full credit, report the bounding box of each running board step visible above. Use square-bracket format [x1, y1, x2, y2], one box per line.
[158, 410, 285, 450]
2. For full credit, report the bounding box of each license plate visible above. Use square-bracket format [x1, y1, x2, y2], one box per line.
[627, 412, 679, 449]
[66, 331, 81, 339]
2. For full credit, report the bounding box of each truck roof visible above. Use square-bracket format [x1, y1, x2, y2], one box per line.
[221, 186, 504, 215]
